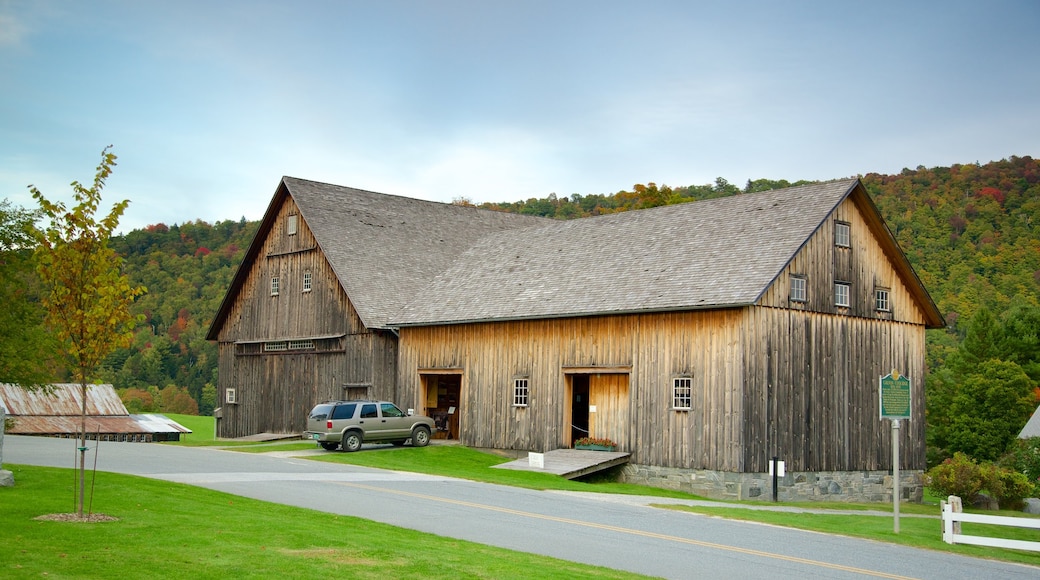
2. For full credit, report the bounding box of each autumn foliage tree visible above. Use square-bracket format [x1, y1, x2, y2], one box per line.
[31, 147, 146, 517]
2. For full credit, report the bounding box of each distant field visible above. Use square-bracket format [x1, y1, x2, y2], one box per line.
[163, 413, 214, 442]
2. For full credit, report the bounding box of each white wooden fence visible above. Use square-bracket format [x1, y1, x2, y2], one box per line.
[942, 495, 1040, 552]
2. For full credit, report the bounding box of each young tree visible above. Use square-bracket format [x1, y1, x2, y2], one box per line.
[31, 147, 146, 517]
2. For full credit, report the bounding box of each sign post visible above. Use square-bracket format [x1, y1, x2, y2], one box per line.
[880, 370, 911, 534]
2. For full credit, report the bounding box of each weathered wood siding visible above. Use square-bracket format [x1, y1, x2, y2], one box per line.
[398, 310, 748, 470]
[214, 196, 397, 437]
[741, 307, 926, 472]
[751, 196, 929, 470]
[760, 197, 927, 326]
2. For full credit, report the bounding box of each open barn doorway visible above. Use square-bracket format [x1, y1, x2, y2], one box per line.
[569, 375, 590, 444]
[565, 371, 630, 449]
[421, 372, 461, 440]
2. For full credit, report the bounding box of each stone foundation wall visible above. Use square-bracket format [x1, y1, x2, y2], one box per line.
[619, 463, 924, 503]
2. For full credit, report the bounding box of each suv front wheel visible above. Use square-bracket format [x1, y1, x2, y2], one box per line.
[411, 426, 431, 448]
[342, 431, 363, 452]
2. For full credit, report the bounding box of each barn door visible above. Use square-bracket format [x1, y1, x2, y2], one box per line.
[588, 373, 629, 449]
[567, 372, 629, 449]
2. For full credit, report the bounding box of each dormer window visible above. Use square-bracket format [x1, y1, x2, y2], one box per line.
[835, 221, 851, 248]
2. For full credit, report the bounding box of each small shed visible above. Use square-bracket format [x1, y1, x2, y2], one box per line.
[0, 383, 191, 442]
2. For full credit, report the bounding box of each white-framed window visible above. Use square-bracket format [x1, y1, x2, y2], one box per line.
[875, 288, 891, 312]
[287, 214, 298, 236]
[672, 377, 692, 410]
[288, 340, 314, 350]
[513, 378, 529, 407]
[264, 341, 288, 352]
[835, 282, 850, 308]
[226, 388, 237, 404]
[835, 221, 851, 248]
[790, 275, 807, 302]
[271, 276, 280, 296]
[303, 272, 312, 292]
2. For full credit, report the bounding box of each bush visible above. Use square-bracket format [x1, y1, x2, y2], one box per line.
[926, 452, 1037, 510]
[982, 463, 1037, 510]
[999, 437, 1040, 488]
[925, 452, 985, 502]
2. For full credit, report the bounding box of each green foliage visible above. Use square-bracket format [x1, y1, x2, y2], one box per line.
[119, 387, 155, 413]
[925, 452, 986, 502]
[100, 216, 256, 415]
[927, 305, 1040, 464]
[944, 360, 1034, 461]
[980, 462, 1036, 510]
[926, 452, 1036, 510]
[159, 384, 199, 414]
[0, 199, 58, 386]
[998, 437, 1040, 489]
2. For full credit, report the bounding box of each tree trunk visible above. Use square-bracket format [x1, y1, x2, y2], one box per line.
[79, 380, 86, 517]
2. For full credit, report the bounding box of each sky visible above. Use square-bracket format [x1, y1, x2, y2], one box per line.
[1, 1, 1038, 233]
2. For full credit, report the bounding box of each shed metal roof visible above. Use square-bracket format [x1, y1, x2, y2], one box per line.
[0, 384, 191, 436]
[0, 383, 127, 416]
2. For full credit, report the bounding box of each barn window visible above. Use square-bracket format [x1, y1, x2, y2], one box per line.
[875, 287, 891, 312]
[835, 221, 851, 248]
[264, 341, 288, 352]
[287, 214, 298, 236]
[271, 276, 280, 296]
[835, 282, 850, 308]
[513, 378, 529, 407]
[303, 272, 312, 292]
[672, 377, 692, 410]
[790, 275, 807, 302]
[226, 388, 237, 404]
[288, 340, 314, 350]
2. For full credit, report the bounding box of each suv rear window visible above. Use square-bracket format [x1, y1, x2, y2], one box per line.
[331, 403, 356, 420]
[309, 404, 334, 421]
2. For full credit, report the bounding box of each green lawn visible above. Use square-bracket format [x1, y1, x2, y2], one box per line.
[0, 464, 648, 580]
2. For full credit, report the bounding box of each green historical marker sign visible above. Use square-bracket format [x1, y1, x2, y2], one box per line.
[880, 370, 911, 420]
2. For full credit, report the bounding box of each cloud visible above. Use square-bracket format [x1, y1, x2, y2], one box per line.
[0, 9, 26, 47]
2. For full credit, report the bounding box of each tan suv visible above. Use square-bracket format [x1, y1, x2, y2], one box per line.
[303, 400, 435, 452]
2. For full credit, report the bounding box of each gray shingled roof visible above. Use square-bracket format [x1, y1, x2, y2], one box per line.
[392, 179, 858, 326]
[284, 177, 546, 329]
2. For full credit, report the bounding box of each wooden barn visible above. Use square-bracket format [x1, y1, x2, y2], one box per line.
[205, 177, 543, 438]
[391, 178, 943, 499]
[209, 177, 942, 501]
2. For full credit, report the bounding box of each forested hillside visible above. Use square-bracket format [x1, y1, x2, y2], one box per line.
[100, 219, 257, 414]
[100, 157, 1039, 430]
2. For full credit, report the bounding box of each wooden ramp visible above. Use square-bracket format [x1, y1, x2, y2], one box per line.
[492, 449, 630, 479]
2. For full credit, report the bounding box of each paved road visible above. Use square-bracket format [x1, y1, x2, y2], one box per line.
[4, 435, 1038, 579]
